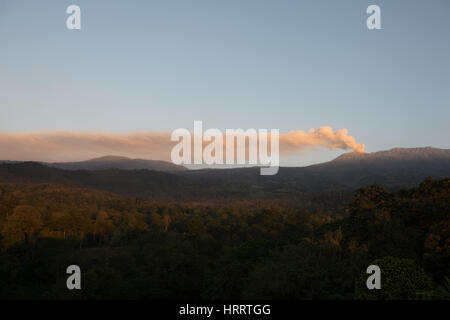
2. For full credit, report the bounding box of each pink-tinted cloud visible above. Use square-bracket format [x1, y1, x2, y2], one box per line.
[0, 127, 365, 162]
[280, 127, 365, 154]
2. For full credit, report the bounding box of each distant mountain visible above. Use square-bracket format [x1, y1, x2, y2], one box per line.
[299, 147, 450, 189]
[177, 147, 450, 193]
[51, 156, 187, 172]
[0, 147, 449, 203]
[0, 160, 24, 165]
[331, 147, 450, 163]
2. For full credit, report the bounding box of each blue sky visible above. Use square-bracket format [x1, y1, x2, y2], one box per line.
[0, 0, 449, 165]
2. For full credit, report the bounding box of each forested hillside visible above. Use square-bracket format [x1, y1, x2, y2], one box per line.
[1, 147, 450, 205]
[0, 177, 448, 299]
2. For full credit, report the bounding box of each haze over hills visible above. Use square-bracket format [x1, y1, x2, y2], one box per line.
[1, 156, 187, 172]
[331, 146, 450, 163]
[51, 155, 188, 172]
[0, 147, 449, 202]
[292, 146, 450, 190]
[180, 147, 450, 187]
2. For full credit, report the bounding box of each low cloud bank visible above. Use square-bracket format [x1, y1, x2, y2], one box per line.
[0, 126, 365, 162]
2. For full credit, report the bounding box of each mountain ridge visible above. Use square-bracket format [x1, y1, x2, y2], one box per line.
[0, 147, 449, 202]
[2, 147, 448, 171]
[52, 156, 188, 172]
[331, 147, 450, 163]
